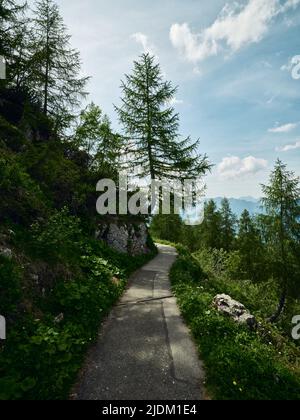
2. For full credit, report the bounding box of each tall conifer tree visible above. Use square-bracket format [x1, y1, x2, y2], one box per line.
[29, 0, 88, 129]
[262, 160, 300, 321]
[220, 198, 236, 251]
[115, 54, 210, 181]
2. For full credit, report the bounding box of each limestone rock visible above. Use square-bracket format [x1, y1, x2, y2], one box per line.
[213, 294, 257, 329]
[0, 246, 13, 259]
[54, 313, 64, 324]
[96, 221, 150, 256]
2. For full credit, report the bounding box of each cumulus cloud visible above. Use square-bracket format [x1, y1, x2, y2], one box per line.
[218, 156, 268, 179]
[268, 123, 298, 133]
[276, 140, 300, 152]
[170, 0, 299, 63]
[131, 32, 156, 56]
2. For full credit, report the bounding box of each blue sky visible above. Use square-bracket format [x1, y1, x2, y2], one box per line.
[30, 0, 300, 198]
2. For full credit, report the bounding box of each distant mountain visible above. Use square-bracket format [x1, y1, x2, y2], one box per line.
[209, 197, 262, 218]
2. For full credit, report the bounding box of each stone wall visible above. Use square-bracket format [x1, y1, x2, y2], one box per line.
[96, 221, 150, 256]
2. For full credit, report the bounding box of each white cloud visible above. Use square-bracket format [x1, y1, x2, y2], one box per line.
[131, 32, 156, 56]
[276, 140, 300, 152]
[170, 0, 299, 63]
[170, 22, 219, 63]
[280, 0, 300, 12]
[268, 122, 297, 133]
[218, 156, 268, 179]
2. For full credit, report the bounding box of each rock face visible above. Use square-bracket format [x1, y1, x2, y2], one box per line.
[96, 221, 150, 256]
[213, 294, 257, 329]
[0, 246, 13, 259]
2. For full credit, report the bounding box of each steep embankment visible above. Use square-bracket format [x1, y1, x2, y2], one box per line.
[0, 88, 156, 400]
[170, 246, 300, 400]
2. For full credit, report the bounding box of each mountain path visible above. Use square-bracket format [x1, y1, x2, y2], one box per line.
[73, 244, 206, 400]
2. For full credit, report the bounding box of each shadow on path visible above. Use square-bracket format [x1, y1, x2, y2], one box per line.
[73, 244, 206, 400]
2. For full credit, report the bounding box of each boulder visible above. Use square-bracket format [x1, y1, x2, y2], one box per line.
[54, 313, 64, 324]
[213, 294, 257, 329]
[0, 246, 13, 260]
[96, 221, 150, 256]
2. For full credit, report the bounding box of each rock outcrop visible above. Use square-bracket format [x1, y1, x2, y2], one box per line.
[213, 294, 257, 329]
[96, 221, 150, 256]
[0, 246, 13, 259]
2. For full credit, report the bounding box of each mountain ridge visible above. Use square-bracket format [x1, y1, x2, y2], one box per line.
[208, 197, 262, 217]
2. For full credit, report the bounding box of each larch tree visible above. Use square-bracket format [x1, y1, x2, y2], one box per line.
[237, 209, 265, 282]
[199, 200, 223, 250]
[115, 53, 210, 182]
[219, 198, 236, 251]
[75, 102, 122, 169]
[262, 159, 300, 322]
[0, 0, 28, 86]
[29, 0, 88, 129]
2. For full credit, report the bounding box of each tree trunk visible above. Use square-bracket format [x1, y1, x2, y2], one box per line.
[268, 288, 287, 323]
[268, 173, 287, 323]
[43, 9, 50, 115]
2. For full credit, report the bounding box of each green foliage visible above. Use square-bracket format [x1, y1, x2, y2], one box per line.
[261, 160, 300, 320]
[31, 207, 82, 262]
[0, 0, 164, 403]
[0, 256, 22, 313]
[170, 252, 300, 400]
[150, 213, 184, 243]
[29, 0, 89, 127]
[219, 198, 237, 251]
[236, 210, 267, 282]
[197, 200, 223, 250]
[75, 102, 122, 171]
[193, 248, 279, 317]
[0, 147, 46, 224]
[0, 0, 28, 85]
[115, 53, 211, 181]
[0, 231, 154, 400]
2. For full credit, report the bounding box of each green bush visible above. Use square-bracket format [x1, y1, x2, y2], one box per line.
[170, 252, 300, 400]
[1, 251, 125, 400]
[0, 227, 155, 400]
[31, 207, 82, 262]
[0, 149, 46, 224]
[0, 256, 22, 313]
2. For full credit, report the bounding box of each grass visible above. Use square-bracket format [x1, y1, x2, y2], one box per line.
[0, 215, 156, 400]
[169, 249, 300, 400]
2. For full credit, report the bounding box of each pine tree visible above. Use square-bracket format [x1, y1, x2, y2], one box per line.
[199, 200, 223, 249]
[262, 159, 300, 322]
[237, 209, 265, 282]
[75, 102, 122, 168]
[219, 198, 236, 251]
[0, 0, 28, 85]
[115, 54, 210, 181]
[0, 0, 20, 56]
[150, 213, 183, 243]
[29, 0, 88, 129]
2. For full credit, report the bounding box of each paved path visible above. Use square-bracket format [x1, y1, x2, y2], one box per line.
[74, 244, 205, 400]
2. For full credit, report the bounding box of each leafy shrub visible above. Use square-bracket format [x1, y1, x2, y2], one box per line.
[0, 229, 155, 400]
[0, 256, 22, 313]
[170, 251, 300, 400]
[31, 207, 82, 262]
[0, 149, 46, 224]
